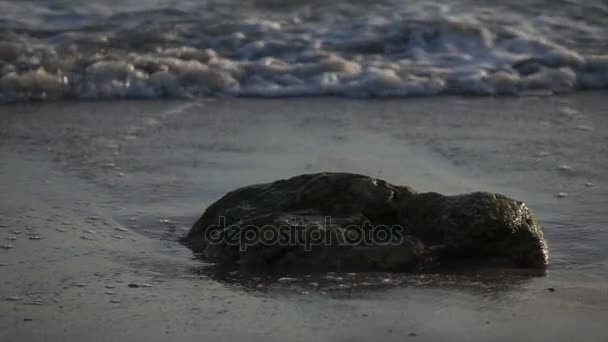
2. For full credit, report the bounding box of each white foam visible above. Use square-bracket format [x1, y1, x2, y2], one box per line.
[0, 1, 606, 102]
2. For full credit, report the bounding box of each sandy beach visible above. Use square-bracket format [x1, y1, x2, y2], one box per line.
[1, 93, 607, 341]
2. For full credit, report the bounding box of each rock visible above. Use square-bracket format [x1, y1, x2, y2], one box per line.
[184, 173, 549, 272]
[555, 192, 568, 198]
[547, 287, 556, 292]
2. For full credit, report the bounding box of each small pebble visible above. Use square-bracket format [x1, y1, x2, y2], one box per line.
[74, 283, 88, 287]
[84, 230, 96, 234]
[0, 263, 9, 266]
[104, 291, 115, 295]
[24, 318, 33, 322]
[28, 235, 42, 240]
[5, 296, 23, 301]
[80, 236, 94, 240]
[56, 228, 68, 232]
[6, 236, 17, 241]
[105, 285, 115, 289]
[111, 234, 124, 239]
[115, 227, 128, 232]
[547, 287, 556, 292]
[0, 224, 9, 227]
[128, 283, 153, 288]
[12, 231, 21, 234]
[584, 182, 594, 187]
[557, 165, 573, 172]
[110, 299, 121, 304]
[409, 332, 417, 337]
[2, 244, 15, 249]
[159, 219, 172, 224]
[555, 192, 569, 198]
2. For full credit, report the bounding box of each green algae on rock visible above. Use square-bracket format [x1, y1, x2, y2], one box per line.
[184, 173, 548, 272]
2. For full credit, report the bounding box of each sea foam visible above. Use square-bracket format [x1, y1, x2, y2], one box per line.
[0, 0, 606, 102]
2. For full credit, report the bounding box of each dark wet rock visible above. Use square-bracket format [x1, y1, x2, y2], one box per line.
[184, 173, 549, 272]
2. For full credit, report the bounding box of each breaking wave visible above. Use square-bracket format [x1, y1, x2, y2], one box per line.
[0, 0, 607, 102]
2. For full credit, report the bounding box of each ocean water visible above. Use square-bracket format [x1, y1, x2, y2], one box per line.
[0, 0, 607, 102]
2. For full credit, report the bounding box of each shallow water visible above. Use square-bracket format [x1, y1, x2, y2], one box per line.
[0, 0, 607, 101]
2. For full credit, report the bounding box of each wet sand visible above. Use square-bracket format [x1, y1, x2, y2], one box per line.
[1, 93, 607, 341]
